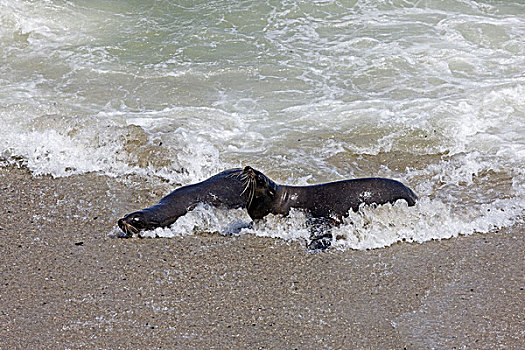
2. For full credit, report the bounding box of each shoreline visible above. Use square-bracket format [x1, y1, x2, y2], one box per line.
[1, 165, 523, 349]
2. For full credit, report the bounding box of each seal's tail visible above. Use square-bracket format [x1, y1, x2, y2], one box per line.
[405, 186, 418, 206]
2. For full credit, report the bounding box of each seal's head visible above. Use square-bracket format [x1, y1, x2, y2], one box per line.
[117, 211, 159, 238]
[241, 166, 279, 219]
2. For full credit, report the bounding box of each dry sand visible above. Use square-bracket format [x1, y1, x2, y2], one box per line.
[0, 165, 523, 349]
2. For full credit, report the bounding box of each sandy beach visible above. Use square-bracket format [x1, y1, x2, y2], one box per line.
[0, 165, 523, 349]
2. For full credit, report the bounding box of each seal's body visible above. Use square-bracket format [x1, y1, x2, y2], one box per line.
[118, 168, 246, 237]
[240, 166, 417, 250]
[243, 166, 417, 221]
[117, 166, 418, 250]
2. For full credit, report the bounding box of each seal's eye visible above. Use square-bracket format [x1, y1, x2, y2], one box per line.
[256, 174, 265, 184]
[133, 217, 140, 222]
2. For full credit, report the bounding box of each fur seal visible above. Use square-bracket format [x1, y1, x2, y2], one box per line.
[118, 168, 247, 237]
[240, 166, 417, 250]
[118, 166, 417, 251]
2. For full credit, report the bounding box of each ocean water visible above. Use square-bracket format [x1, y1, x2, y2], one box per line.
[1, 0, 523, 249]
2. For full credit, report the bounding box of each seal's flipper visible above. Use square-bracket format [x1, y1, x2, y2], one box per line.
[306, 217, 334, 252]
[307, 235, 332, 252]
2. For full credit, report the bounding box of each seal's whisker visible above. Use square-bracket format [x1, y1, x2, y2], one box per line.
[241, 178, 250, 196]
[239, 172, 255, 207]
[123, 222, 139, 237]
[245, 176, 254, 207]
[227, 169, 244, 179]
[249, 179, 255, 207]
[246, 186, 251, 206]
[123, 224, 131, 237]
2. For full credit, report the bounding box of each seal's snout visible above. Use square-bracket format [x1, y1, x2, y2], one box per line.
[117, 215, 139, 238]
[117, 218, 125, 230]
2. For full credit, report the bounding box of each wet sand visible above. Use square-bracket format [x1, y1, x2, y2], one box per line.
[1, 165, 523, 349]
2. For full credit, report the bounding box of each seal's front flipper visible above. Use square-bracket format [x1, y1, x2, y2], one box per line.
[306, 217, 334, 252]
[307, 235, 332, 252]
